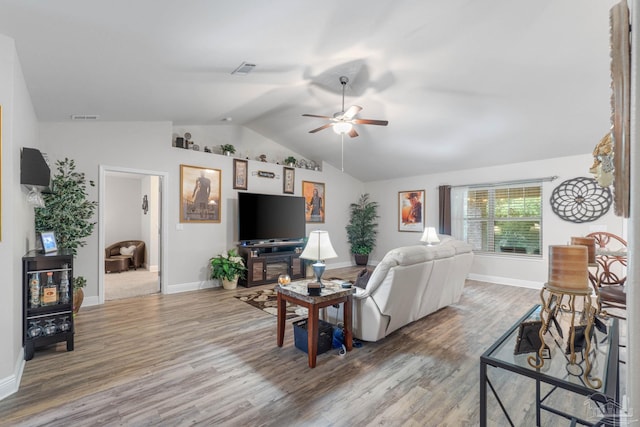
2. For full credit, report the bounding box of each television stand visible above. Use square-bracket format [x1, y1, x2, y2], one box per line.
[238, 242, 306, 287]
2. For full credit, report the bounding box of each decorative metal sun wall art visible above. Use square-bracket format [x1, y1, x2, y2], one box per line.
[550, 177, 612, 223]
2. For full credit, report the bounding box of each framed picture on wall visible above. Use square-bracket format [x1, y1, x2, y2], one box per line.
[180, 164, 221, 223]
[233, 159, 248, 190]
[283, 167, 295, 194]
[302, 181, 325, 223]
[398, 190, 424, 232]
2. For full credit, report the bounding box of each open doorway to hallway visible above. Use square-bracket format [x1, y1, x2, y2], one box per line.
[102, 170, 163, 301]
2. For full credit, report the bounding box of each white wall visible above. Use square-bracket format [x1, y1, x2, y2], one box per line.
[0, 34, 40, 399]
[105, 175, 143, 245]
[364, 153, 625, 288]
[172, 125, 310, 166]
[39, 122, 364, 299]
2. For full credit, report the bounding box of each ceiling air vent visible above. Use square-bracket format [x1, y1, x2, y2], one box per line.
[231, 62, 256, 75]
[70, 114, 100, 120]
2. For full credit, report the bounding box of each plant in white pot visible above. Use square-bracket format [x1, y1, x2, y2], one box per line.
[210, 249, 247, 289]
[220, 144, 236, 156]
[345, 193, 379, 266]
[35, 158, 97, 313]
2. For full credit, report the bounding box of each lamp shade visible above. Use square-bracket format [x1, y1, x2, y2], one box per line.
[300, 230, 338, 261]
[333, 122, 353, 134]
[420, 227, 440, 245]
[548, 245, 589, 291]
[570, 236, 596, 265]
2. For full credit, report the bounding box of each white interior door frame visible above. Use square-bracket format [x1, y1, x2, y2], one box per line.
[98, 165, 169, 305]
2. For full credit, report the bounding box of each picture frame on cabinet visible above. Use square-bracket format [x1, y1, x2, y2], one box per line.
[283, 167, 295, 194]
[233, 159, 248, 190]
[180, 164, 221, 223]
[40, 231, 58, 253]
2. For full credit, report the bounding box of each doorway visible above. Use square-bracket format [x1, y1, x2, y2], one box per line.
[98, 166, 168, 304]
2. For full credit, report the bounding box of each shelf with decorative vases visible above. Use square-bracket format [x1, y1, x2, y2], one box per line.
[170, 140, 322, 172]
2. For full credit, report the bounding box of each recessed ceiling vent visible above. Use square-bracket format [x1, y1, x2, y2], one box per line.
[70, 114, 100, 120]
[231, 62, 256, 75]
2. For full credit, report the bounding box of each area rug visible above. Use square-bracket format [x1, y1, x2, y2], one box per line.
[235, 288, 308, 320]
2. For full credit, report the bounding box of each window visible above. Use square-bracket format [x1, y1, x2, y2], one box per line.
[452, 183, 542, 256]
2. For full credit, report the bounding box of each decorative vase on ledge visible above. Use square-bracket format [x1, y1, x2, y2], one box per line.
[222, 277, 238, 290]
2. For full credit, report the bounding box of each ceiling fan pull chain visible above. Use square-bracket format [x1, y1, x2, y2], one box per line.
[341, 133, 345, 172]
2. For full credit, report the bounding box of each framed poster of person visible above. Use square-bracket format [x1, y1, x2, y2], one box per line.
[233, 159, 248, 190]
[302, 181, 325, 223]
[180, 164, 221, 223]
[398, 190, 424, 232]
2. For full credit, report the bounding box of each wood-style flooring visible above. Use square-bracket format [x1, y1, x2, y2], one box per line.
[0, 268, 621, 426]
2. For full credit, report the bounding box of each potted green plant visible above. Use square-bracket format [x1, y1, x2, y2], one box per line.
[345, 193, 379, 266]
[35, 158, 97, 313]
[220, 144, 236, 156]
[284, 156, 297, 167]
[72, 276, 87, 314]
[210, 249, 247, 289]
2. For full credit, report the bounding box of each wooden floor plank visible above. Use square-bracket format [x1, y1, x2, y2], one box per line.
[0, 273, 621, 426]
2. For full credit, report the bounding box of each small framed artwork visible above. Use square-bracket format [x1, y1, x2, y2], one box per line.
[180, 164, 222, 223]
[398, 190, 424, 232]
[40, 231, 58, 253]
[283, 167, 295, 194]
[302, 181, 325, 223]
[233, 159, 248, 190]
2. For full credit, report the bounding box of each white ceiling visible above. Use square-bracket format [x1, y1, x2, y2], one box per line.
[0, 0, 618, 181]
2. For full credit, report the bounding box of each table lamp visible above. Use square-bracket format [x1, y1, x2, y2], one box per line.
[300, 230, 338, 287]
[420, 227, 440, 246]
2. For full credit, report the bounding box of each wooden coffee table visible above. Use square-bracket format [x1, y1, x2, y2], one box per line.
[276, 280, 355, 368]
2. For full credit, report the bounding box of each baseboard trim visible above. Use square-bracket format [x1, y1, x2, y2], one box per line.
[82, 295, 101, 307]
[166, 280, 215, 294]
[0, 349, 25, 401]
[468, 273, 542, 289]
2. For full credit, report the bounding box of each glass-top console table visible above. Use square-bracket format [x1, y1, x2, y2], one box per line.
[480, 305, 619, 426]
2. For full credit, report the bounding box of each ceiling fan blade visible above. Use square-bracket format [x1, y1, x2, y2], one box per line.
[353, 118, 389, 126]
[348, 128, 359, 138]
[302, 113, 333, 119]
[309, 123, 333, 133]
[343, 105, 363, 119]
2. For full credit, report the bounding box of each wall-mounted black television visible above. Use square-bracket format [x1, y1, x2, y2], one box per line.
[238, 192, 306, 243]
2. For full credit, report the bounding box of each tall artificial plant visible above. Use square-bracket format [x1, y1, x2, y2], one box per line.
[345, 193, 379, 255]
[35, 158, 97, 288]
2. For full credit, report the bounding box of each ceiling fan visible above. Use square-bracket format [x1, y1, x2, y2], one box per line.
[302, 76, 388, 138]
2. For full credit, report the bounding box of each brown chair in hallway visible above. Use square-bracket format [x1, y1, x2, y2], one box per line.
[586, 231, 627, 318]
[105, 240, 146, 271]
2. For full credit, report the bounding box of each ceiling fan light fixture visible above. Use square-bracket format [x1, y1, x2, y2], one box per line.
[333, 122, 353, 134]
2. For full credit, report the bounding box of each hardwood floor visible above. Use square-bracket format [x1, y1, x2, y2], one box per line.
[0, 271, 621, 426]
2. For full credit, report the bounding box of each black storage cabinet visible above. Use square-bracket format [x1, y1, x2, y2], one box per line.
[22, 249, 75, 361]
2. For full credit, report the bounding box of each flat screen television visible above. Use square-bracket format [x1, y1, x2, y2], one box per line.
[238, 192, 306, 243]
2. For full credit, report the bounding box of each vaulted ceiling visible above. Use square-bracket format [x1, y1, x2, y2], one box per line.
[0, 0, 617, 181]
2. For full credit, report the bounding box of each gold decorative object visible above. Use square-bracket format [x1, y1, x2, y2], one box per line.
[589, 133, 614, 187]
[528, 245, 602, 389]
